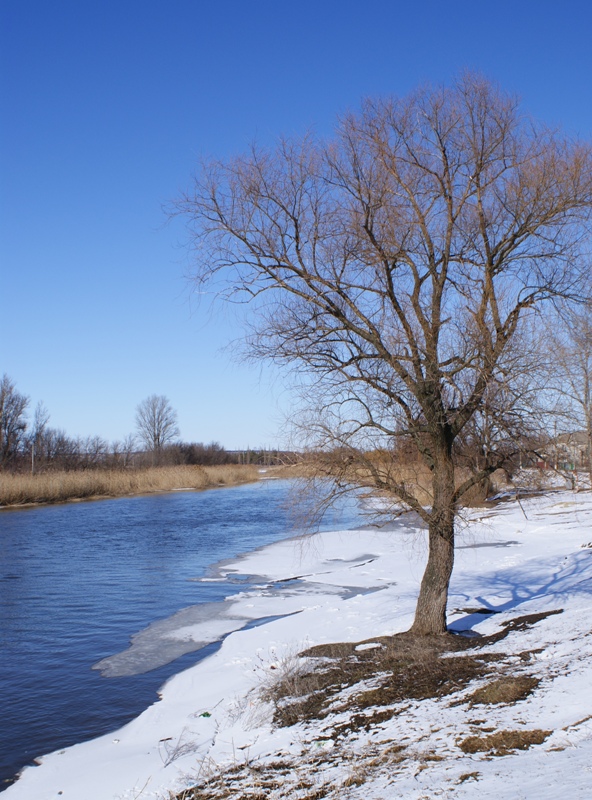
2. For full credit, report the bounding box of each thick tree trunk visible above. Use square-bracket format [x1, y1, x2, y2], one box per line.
[410, 441, 456, 635]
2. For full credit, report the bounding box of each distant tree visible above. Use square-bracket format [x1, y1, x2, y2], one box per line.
[549, 303, 592, 482]
[30, 401, 50, 473]
[0, 374, 29, 468]
[135, 395, 180, 463]
[177, 441, 233, 466]
[110, 434, 136, 468]
[44, 429, 80, 470]
[79, 435, 109, 468]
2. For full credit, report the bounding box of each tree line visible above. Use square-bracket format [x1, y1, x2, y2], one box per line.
[0, 379, 283, 472]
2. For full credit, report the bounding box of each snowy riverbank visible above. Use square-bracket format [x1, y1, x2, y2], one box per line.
[6, 490, 592, 799]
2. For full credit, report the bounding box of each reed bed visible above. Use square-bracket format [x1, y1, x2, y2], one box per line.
[277, 460, 501, 507]
[0, 464, 263, 508]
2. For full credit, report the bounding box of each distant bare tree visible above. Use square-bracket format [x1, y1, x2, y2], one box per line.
[549, 303, 592, 482]
[30, 402, 50, 473]
[135, 395, 180, 464]
[79, 435, 109, 468]
[111, 434, 136, 468]
[177, 441, 233, 466]
[179, 74, 592, 634]
[0, 374, 29, 468]
[45, 429, 79, 470]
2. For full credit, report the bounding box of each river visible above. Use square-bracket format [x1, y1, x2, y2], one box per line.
[0, 480, 360, 788]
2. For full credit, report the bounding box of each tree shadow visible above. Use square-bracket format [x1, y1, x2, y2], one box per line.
[448, 549, 592, 634]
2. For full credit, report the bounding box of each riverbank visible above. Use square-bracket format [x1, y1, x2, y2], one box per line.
[5, 490, 592, 799]
[0, 464, 264, 508]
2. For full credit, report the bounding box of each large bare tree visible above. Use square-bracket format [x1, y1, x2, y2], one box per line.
[135, 395, 179, 463]
[178, 75, 592, 634]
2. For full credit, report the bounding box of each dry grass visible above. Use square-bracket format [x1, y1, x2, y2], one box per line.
[176, 611, 561, 800]
[467, 676, 540, 705]
[459, 729, 551, 755]
[288, 457, 506, 510]
[260, 610, 561, 735]
[0, 465, 262, 507]
[458, 772, 480, 783]
[267, 632, 503, 732]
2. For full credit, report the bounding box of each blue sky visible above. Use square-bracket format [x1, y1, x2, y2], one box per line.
[2, 0, 592, 449]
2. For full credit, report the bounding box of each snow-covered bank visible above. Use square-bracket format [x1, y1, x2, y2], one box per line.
[6, 492, 592, 799]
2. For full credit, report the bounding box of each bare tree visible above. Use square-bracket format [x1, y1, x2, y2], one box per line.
[549, 304, 592, 483]
[43, 429, 79, 470]
[111, 434, 136, 468]
[178, 74, 592, 634]
[79, 435, 109, 468]
[135, 395, 180, 463]
[0, 374, 29, 468]
[30, 401, 50, 473]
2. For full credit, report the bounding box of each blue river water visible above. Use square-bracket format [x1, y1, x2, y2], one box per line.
[0, 480, 359, 790]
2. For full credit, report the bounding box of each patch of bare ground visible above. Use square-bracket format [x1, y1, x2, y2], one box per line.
[458, 770, 480, 783]
[459, 729, 551, 755]
[175, 609, 562, 800]
[176, 767, 329, 800]
[266, 610, 561, 733]
[467, 676, 540, 705]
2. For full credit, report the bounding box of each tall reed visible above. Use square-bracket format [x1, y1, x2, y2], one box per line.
[0, 465, 263, 507]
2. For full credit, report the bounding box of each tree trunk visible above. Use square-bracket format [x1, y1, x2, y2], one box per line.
[410, 441, 456, 635]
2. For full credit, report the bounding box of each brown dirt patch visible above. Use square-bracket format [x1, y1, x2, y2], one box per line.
[270, 631, 506, 730]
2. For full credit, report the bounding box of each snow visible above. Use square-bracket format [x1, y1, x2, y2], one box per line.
[6, 490, 592, 799]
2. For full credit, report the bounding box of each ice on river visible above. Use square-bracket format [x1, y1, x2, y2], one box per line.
[93, 540, 389, 677]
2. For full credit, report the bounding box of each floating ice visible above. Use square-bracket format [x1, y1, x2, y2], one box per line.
[93, 600, 255, 677]
[93, 555, 384, 677]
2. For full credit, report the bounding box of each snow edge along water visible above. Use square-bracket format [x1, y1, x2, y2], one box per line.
[5, 490, 592, 799]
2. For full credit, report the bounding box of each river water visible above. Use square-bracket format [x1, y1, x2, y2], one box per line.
[0, 480, 359, 789]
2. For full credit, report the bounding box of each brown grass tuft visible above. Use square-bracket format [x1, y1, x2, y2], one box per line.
[459, 729, 551, 755]
[458, 772, 480, 783]
[468, 676, 540, 705]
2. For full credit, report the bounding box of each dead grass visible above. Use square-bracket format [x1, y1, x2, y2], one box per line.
[175, 765, 301, 800]
[174, 605, 562, 796]
[268, 632, 503, 732]
[279, 458, 506, 509]
[260, 610, 561, 737]
[459, 729, 551, 755]
[175, 607, 555, 799]
[0, 465, 262, 507]
[458, 771, 480, 783]
[467, 676, 540, 705]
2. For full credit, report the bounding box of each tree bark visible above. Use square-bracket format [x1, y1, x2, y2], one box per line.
[410, 441, 456, 635]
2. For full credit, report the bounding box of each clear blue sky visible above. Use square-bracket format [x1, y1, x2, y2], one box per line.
[2, 0, 592, 449]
